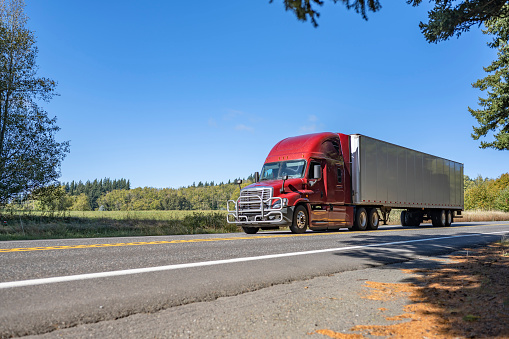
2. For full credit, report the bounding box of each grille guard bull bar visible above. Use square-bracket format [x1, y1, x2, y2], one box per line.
[227, 196, 285, 224]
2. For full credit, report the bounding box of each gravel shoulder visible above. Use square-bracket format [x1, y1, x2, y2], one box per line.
[25, 240, 509, 338]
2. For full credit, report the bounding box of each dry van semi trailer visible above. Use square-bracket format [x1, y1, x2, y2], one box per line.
[227, 132, 464, 234]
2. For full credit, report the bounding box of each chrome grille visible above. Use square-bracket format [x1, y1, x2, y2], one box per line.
[226, 186, 284, 224]
[238, 187, 272, 211]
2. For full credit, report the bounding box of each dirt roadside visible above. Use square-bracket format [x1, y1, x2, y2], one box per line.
[315, 240, 509, 339]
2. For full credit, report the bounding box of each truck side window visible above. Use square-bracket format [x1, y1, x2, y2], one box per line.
[337, 167, 342, 184]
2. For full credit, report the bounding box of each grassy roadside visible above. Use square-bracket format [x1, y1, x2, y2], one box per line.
[0, 210, 236, 241]
[0, 210, 508, 241]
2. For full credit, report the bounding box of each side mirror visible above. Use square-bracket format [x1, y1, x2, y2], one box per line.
[235, 179, 243, 185]
[280, 175, 288, 194]
[313, 165, 322, 180]
[254, 172, 260, 183]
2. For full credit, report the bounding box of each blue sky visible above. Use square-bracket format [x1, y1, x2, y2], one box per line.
[25, 0, 508, 188]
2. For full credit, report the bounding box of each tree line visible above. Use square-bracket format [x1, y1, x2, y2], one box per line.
[464, 173, 509, 212]
[9, 176, 253, 212]
[94, 176, 253, 211]
[62, 178, 131, 210]
[5, 173, 508, 212]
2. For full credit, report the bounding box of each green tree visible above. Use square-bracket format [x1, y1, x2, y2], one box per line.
[465, 181, 494, 210]
[464, 175, 475, 190]
[0, 0, 69, 204]
[70, 193, 91, 211]
[31, 185, 72, 212]
[276, 0, 508, 42]
[493, 172, 509, 190]
[469, 13, 509, 150]
[494, 187, 509, 211]
[464, 173, 509, 210]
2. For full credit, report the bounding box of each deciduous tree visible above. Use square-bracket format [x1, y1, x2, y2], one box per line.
[0, 0, 69, 204]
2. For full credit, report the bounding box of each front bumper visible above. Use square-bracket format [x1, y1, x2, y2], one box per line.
[227, 197, 294, 227]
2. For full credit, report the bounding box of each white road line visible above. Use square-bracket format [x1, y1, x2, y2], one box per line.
[1, 230, 508, 289]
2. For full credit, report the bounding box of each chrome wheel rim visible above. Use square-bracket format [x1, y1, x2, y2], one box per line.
[296, 211, 307, 229]
[372, 213, 379, 227]
[360, 211, 367, 228]
[441, 211, 446, 225]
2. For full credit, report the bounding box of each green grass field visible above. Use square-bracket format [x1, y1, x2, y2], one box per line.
[65, 210, 228, 220]
[0, 209, 507, 241]
[0, 210, 235, 241]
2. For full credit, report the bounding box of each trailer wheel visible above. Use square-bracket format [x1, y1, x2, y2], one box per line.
[405, 211, 421, 227]
[290, 205, 308, 234]
[242, 226, 259, 234]
[400, 211, 408, 226]
[431, 210, 446, 227]
[351, 207, 368, 231]
[445, 210, 452, 227]
[367, 208, 379, 230]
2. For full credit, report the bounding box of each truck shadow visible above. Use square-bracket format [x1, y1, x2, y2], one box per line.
[329, 230, 509, 338]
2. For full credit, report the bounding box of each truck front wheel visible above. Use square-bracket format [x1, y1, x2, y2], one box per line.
[290, 205, 308, 234]
[242, 226, 259, 234]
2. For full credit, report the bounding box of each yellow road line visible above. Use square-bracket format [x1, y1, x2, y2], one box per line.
[0, 223, 507, 253]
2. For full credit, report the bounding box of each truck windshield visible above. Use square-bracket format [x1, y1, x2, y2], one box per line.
[260, 160, 306, 180]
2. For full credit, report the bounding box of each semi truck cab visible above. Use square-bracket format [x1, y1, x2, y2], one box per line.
[227, 132, 355, 234]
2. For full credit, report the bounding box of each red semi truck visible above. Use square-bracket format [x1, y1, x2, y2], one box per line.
[227, 132, 464, 234]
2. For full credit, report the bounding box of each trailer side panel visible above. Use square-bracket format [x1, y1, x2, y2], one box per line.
[350, 135, 464, 210]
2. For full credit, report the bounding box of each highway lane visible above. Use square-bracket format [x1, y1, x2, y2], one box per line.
[1, 221, 508, 337]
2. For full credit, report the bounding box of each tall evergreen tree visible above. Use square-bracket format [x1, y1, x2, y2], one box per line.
[469, 12, 509, 150]
[276, 0, 508, 43]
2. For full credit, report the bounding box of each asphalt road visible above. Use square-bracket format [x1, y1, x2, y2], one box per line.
[1, 221, 509, 338]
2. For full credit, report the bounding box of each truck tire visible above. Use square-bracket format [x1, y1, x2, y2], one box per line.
[400, 211, 407, 226]
[367, 208, 379, 230]
[445, 210, 452, 226]
[431, 210, 446, 227]
[351, 207, 368, 231]
[242, 226, 259, 234]
[290, 205, 308, 234]
[405, 211, 421, 227]
[410, 215, 421, 227]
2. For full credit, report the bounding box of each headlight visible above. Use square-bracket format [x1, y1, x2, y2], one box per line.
[272, 198, 288, 209]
